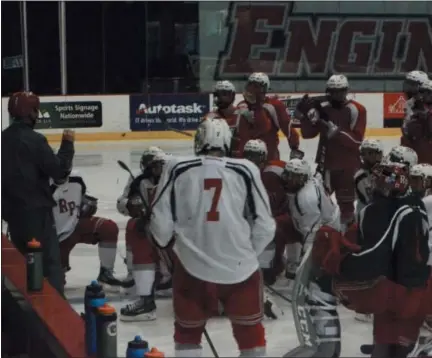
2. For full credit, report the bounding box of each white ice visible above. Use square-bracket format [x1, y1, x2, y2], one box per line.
[65, 136, 407, 357]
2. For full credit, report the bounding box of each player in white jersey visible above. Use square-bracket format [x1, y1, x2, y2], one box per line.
[149, 118, 275, 357]
[402, 70, 429, 125]
[409, 163, 432, 333]
[52, 171, 123, 289]
[354, 139, 384, 218]
[116, 147, 173, 322]
[280, 159, 344, 358]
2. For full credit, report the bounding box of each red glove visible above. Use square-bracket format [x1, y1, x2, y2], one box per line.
[312, 226, 361, 275]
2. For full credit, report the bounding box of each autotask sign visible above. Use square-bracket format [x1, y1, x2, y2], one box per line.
[36, 101, 103, 129]
[129, 94, 209, 131]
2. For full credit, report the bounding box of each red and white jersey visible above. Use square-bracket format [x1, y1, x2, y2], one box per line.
[423, 195, 432, 266]
[287, 178, 341, 246]
[149, 155, 275, 285]
[51, 176, 85, 242]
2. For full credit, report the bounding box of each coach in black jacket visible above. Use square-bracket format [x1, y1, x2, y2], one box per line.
[2, 92, 75, 295]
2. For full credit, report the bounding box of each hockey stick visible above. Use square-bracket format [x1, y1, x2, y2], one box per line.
[265, 284, 292, 303]
[158, 109, 194, 137]
[117, 159, 219, 358]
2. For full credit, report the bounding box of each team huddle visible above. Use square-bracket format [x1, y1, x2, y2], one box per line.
[51, 70, 432, 358]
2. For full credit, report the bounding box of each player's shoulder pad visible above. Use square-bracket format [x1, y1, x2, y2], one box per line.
[348, 99, 366, 112]
[226, 157, 261, 176]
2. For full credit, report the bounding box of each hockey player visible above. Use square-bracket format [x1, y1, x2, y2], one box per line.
[409, 163, 432, 332]
[354, 139, 384, 217]
[281, 159, 344, 358]
[149, 118, 276, 357]
[206, 80, 250, 158]
[52, 171, 123, 289]
[298, 74, 367, 227]
[315, 161, 431, 358]
[237, 72, 304, 161]
[386, 145, 418, 169]
[116, 147, 171, 321]
[353, 138, 384, 323]
[242, 139, 302, 284]
[401, 76, 432, 165]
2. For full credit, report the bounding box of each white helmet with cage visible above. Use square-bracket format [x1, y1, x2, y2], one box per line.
[248, 72, 270, 90]
[283, 159, 312, 179]
[420, 79, 432, 91]
[194, 117, 232, 155]
[405, 70, 429, 84]
[386, 146, 418, 168]
[214, 80, 236, 93]
[359, 139, 384, 153]
[326, 74, 349, 89]
[140, 146, 165, 171]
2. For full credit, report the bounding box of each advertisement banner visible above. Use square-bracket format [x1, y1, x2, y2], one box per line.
[36, 101, 102, 129]
[129, 94, 210, 131]
[383, 93, 405, 128]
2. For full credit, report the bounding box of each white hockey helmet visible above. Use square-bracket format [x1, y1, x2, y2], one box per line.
[243, 139, 268, 165]
[213, 80, 236, 93]
[283, 159, 312, 178]
[194, 117, 232, 155]
[420, 79, 432, 91]
[405, 70, 429, 84]
[359, 138, 384, 153]
[386, 145, 418, 168]
[141, 146, 165, 171]
[326, 74, 349, 89]
[244, 139, 268, 156]
[248, 72, 270, 90]
[409, 163, 432, 194]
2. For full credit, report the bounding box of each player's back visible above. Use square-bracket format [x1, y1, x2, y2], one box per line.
[162, 155, 274, 284]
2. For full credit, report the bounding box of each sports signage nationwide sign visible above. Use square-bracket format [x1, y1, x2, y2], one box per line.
[36, 101, 102, 129]
[129, 94, 210, 131]
[214, 3, 431, 81]
[383, 93, 406, 128]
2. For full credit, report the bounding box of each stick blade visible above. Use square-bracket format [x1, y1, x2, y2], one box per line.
[117, 160, 129, 171]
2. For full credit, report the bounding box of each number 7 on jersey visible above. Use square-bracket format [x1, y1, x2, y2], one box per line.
[204, 178, 222, 222]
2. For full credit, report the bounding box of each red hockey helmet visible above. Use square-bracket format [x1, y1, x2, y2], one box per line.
[371, 161, 410, 197]
[8, 91, 40, 119]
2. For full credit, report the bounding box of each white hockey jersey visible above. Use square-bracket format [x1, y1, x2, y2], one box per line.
[287, 178, 341, 246]
[354, 168, 374, 218]
[116, 171, 158, 216]
[423, 195, 432, 265]
[52, 176, 85, 242]
[149, 155, 276, 284]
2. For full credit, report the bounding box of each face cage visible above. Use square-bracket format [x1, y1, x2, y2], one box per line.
[243, 150, 266, 165]
[281, 170, 309, 190]
[326, 88, 348, 102]
[213, 90, 235, 107]
[360, 149, 382, 165]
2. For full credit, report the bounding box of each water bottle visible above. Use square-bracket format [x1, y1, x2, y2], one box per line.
[84, 280, 106, 355]
[145, 347, 165, 358]
[26, 238, 43, 292]
[96, 304, 117, 358]
[126, 336, 149, 358]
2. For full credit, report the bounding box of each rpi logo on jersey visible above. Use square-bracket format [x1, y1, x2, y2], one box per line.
[129, 94, 210, 132]
[136, 102, 205, 115]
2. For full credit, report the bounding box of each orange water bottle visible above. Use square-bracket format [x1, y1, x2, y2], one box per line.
[145, 347, 165, 358]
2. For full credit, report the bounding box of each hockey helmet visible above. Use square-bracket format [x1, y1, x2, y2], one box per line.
[194, 117, 232, 156]
[140, 146, 164, 172]
[326, 74, 349, 103]
[213, 80, 236, 109]
[243, 139, 268, 167]
[244, 72, 270, 104]
[281, 159, 312, 193]
[386, 146, 418, 169]
[409, 163, 432, 195]
[403, 70, 429, 97]
[359, 139, 384, 168]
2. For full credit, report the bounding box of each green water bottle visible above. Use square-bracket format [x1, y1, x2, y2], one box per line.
[27, 238, 43, 292]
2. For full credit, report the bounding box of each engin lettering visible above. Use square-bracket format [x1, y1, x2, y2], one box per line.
[215, 3, 431, 80]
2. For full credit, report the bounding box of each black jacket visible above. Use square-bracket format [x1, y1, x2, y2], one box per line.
[2, 121, 74, 215]
[340, 194, 430, 288]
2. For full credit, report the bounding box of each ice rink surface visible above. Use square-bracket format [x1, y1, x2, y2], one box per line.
[65, 136, 404, 357]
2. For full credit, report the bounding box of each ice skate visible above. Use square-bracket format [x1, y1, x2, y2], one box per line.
[263, 287, 284, 319]
[354, 312, 373, 323]
[97, 267, 124, 292]
[120, 295, 157, 322]
[155, 277, 172, 298]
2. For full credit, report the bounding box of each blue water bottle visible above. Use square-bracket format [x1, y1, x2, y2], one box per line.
[84, 280, 107, 355]
[126, 336, 149, 358]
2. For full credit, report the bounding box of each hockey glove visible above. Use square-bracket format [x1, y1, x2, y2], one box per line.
[289, 149, 305, 160]
[80, 195, 98, 217]
[312, 226, 360, 275]
[325, 121, 340, 139]
[127, 195, 145, 218]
